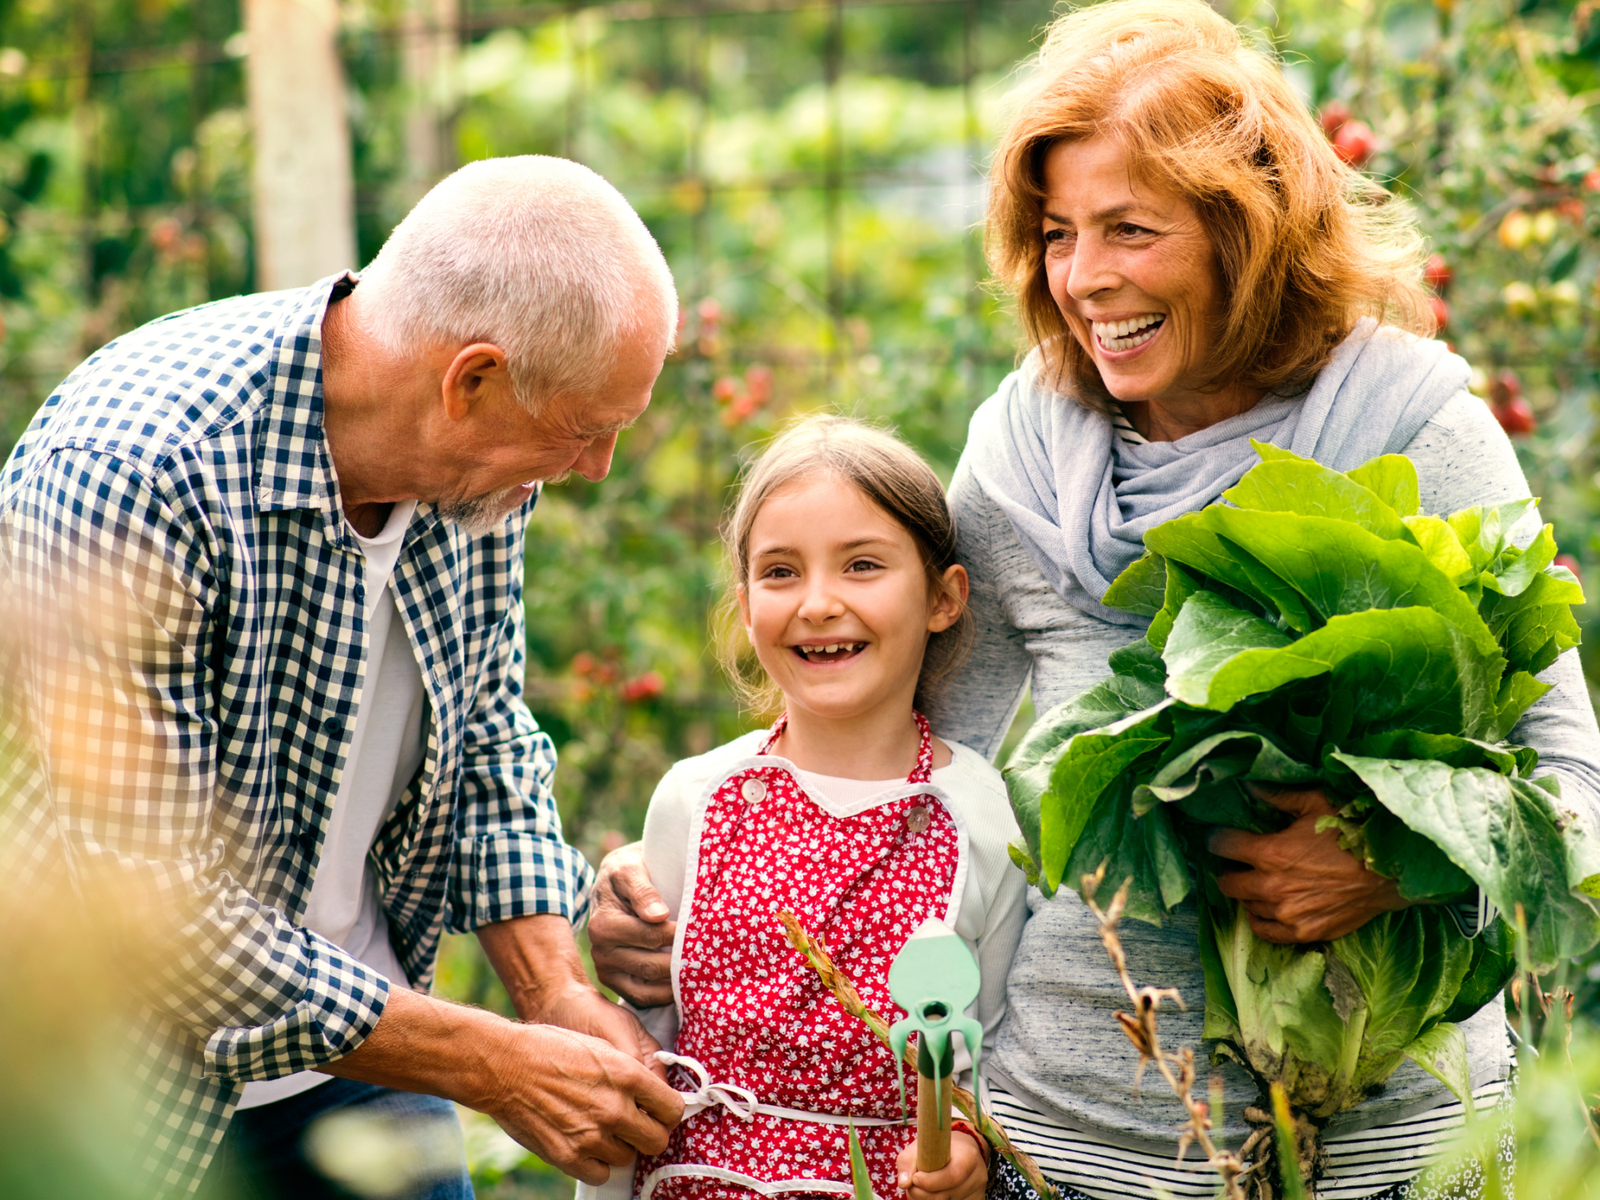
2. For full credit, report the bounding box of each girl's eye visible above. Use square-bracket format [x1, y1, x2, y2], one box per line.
[845, 559, 882, 574]
[762, 564, 797, 579]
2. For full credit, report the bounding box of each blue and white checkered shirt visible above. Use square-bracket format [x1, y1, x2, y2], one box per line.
[0, 276, 595, 1195]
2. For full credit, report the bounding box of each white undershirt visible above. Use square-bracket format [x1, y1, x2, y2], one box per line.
[793, 768, 943, 806]
[238, 500, 427, 1109]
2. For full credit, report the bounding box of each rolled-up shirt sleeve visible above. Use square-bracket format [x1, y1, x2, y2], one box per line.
[2, 448, 390, 1082]
[445, 541, 595, 931]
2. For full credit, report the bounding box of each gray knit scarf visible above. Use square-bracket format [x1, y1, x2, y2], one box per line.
[966, 320, 1472, 625]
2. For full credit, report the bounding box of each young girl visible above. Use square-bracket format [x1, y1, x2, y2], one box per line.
[614, 416, 1026, 1200]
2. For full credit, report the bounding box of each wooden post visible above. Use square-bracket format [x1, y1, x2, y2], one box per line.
[914, 1027, 954, 1172]
[244, 0, 357, 288]
[400, 0, 458, 204]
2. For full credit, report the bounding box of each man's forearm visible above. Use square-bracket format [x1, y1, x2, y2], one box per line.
[317, 986, 507, 1108]
[477, 912, 594, 1023]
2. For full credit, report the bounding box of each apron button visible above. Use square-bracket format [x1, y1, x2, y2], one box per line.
[741, 779, 767, 805]
[906, 805, 930, 834]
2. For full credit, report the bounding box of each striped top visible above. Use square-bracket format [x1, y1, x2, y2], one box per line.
[989, 1075, 1508, 1200]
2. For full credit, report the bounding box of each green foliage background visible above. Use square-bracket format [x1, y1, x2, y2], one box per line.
[0, 0, 1596, 1194]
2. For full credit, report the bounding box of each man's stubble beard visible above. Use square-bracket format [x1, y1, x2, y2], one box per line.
[436, 470, 570, 537]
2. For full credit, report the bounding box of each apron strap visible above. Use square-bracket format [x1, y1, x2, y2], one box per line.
[759, 711, 936, 786]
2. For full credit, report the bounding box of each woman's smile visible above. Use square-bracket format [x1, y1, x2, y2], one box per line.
[1092, 313, 1166, 353]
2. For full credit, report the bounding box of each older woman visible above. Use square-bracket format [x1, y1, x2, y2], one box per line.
[590, 2, 1600, 1197]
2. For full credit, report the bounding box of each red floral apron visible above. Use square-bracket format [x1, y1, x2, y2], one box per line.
[636, 713, 966, 1200]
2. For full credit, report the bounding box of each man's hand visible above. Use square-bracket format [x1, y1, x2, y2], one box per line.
[480, 1017, 681, 1184]
[1209, 785, 1407, 943]
[587, 843, 676, 1008]
[477, 913, 667, 1080]
[320, 987, 683, 1185]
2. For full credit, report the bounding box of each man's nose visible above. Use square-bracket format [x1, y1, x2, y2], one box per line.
[574, 432, 621, 482]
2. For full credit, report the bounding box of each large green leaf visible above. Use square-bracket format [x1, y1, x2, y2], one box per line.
[1134, 729, 1319, 814]
[1062, 776, 1190, 922]
[1482, 524, 1558, 597]
[1479, 568, 1584, 679]
[1162, 591, 1292, 706]
[1331, 754, 1600, 969]
[1331, 906, 1472, 1097]
[1002, 677, 1166, 867]
[1401, 1023, 1473, 1110]
[1164, 595, 1501, 738]
[1144, 518, 1315, 634]
[1222, 458, 1406, 540]
[1439, 918, 1518, 1026]
[1344, 454, 1421, 517]
[1103, 551, 1167, 617]
[1041, 710, 1170, 893]
[1192, 509, 1502, 659]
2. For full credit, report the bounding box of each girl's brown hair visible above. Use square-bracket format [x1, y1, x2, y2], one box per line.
[716, 415, 973, 717]
[987, 0, 1433, 405]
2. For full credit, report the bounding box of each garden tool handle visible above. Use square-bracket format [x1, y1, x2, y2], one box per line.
[914, 1036, 955, 1173]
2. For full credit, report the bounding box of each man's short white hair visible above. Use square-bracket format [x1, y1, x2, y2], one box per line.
[359, 156, 677, 410]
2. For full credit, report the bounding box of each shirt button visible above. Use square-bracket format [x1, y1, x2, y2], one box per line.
[323, 716, 344, 736]
[906, 806, 930, 834]
[355, 584, 365, 603]
[741, 779, 767, 805]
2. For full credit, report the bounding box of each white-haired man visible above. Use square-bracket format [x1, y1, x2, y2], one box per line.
[0, 157, 684, 1199]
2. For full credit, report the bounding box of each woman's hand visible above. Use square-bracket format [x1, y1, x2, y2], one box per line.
[1208, 785, 1407, 943]
[896, 1131, 988, 1200]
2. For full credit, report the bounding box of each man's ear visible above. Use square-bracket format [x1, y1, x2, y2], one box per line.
[441, 343, 513, 421]
[926, 563, 969, 633]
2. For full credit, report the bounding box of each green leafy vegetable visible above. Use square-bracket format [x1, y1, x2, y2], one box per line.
[1002, 445, 1597, 1152]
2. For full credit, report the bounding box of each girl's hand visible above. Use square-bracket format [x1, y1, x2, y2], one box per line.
[1208, 784, 1407, 943]
[896, 1130, 988, 1200]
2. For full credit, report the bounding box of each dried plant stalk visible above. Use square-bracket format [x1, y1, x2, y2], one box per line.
[777, 910, 1060, 1200]
[1079, 867, 1250, 1200]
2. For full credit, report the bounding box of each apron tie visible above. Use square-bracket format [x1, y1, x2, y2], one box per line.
[656, 1051, 761, 1121]
[656, 1050, 905, 1129]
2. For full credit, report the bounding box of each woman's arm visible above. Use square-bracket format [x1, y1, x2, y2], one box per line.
[924, 461, 1034, 761]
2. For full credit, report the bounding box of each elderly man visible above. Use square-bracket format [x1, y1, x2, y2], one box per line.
[0, 156, 683, 1199]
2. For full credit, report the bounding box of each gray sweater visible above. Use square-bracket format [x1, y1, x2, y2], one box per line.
[926, 389, 1600, 1150]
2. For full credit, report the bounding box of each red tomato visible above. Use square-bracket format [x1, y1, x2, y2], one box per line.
[622, 671, 666, 703]
[1319, 100, 1352, 137]
[745, 364, 774, 406]
[1428, 295, 1450, 332]
[1332, 121, 1377, 168]
[1493, 397, 1536, 436]
[1424, 254, 1453, 291]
